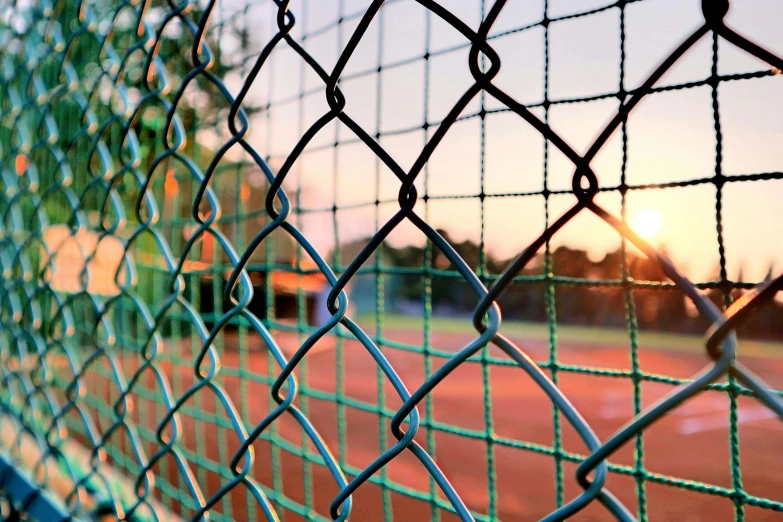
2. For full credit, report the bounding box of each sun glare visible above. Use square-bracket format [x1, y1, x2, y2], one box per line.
[632, 209, 663, 239]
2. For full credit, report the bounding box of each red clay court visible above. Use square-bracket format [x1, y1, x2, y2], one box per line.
[71, 320, 783, 521]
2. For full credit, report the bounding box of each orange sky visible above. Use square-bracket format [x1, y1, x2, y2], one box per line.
[210, 0, 782, 283]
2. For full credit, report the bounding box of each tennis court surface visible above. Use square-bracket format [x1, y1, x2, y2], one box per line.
[66, 319, 783, 521]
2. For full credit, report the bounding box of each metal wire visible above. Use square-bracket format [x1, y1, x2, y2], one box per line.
[0, 0, 782, 521]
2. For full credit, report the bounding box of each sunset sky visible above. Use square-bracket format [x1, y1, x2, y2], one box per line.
[205, 0, 782, 283]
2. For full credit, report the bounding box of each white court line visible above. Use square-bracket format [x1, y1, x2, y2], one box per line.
[678, 405, 778, 435]
[598, 393, 727, 420]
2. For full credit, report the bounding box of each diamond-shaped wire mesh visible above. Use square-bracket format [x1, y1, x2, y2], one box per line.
[0, 0, 782, 521]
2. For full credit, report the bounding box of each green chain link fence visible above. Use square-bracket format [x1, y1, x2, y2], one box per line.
[0, 0, 782, 520]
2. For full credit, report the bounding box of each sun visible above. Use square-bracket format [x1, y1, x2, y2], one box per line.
[632, 209, 662, 239]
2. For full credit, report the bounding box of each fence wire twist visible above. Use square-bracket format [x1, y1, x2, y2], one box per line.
[0, 0, 782, 521]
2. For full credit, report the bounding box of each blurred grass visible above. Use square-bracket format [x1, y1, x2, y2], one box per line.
[356, 313, 783, 360]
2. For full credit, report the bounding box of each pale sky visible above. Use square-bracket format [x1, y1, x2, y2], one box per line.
[206, 0, 782, 283]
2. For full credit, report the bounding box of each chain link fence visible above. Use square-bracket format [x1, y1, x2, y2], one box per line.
[0, 0, 782, 520]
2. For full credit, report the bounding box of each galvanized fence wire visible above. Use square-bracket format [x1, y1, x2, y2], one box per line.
[0, 0, 782, 521]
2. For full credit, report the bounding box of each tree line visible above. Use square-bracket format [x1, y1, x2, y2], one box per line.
[349, 230, 782, 340]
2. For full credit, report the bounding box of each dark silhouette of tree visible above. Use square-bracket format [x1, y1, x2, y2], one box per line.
[342, 234, 782, 340]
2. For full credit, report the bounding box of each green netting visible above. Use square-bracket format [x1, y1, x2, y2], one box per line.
[0, 0, 782, 521]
